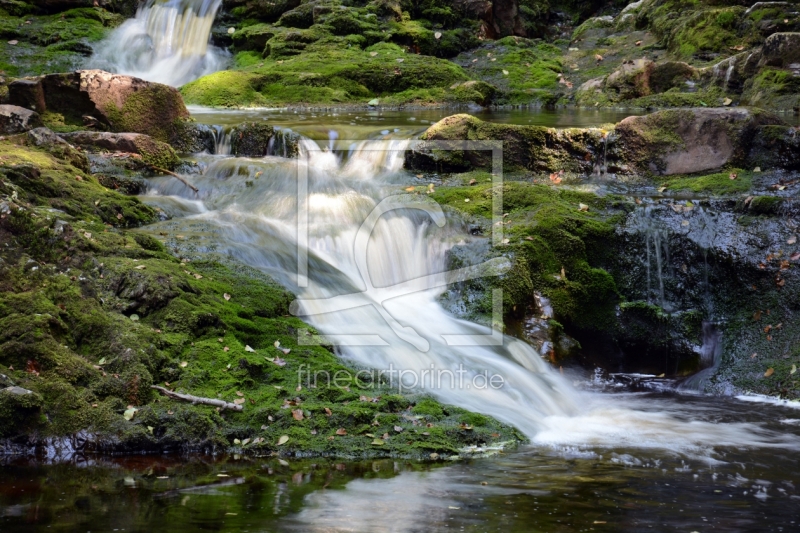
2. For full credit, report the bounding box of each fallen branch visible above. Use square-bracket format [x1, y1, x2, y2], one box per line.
[148, 165, 199, 193]
[151, 385, 243, 411]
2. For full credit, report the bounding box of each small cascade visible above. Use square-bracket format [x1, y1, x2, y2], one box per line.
[679, 321, 723, 391]
[630, 205, 671, 310]
[211, 125, 231, 155]
[87, 0, 228, 87]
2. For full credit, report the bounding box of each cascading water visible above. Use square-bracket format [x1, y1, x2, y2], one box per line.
[87, 0, 228, 87]
[140, 135, 578, 437]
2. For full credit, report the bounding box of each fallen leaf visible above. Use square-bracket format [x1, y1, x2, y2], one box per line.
[223, 346, 229, 352]
[792, 364, 797, 375]
[764, 368, 775, 377]
[723, 98, 733, 106]
[396, 58, 404, 63]
[404, 186, 415, 191]
[233, 398, 245, 405]
[7, 40, 18, 45]
[336, 428, 347, 436]
[753, 310, 762, 321]
[123, 407, 138, 421]
[434, 32, 442, 39]
[635, 40, 642, 46]
[788, 236, 797, 245]
[292, 409, 304, 421]
[194, 274, 203, 279]
[502, 69, 509, 75]
[578, 203, 589, 212]
[753, 167, 762, 173]
[792, 252, 800, 261]
[224, 293, 231, 301]
[273, 357, 287, 367]
[595, 54, 603, 61]
[324, 407, 332, 416]
[729, 172, 737, 180]
[180, 361, 188, 368]
[394, 425, 403, 433]
[730, 45, 745, 51]
[372, 439, 384, 445]
[236, 391, 244, 396]
[234, 438, 241, 445]
[245, 345, 255, 352]
[370, 51, 378, 57]
[277, 435, 289, 445]
[98, 357, 107, 365]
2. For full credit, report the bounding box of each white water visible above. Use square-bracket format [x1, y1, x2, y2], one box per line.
[138, 130, 800, 451]
[143, 137, 580, 436]
[88, 0, 227, 87]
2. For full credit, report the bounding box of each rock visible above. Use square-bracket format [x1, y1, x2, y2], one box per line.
[3, 386, 33, 395]
[170, 122, 217, 154]
[448, 80, 497, 106]
[616, 107, 785, 175]
[9, 70, 190, 144]
[649, 61, 699, 93]
[0, 104, 42, 134]
[759, 32, 800, 68]
[60, 131, 181, 170]
[230, 122, 301, 157]
[405, 114, 606, 174]
[746, 125, 800, 171]
[605, 58, 655, 101]
[26, 127, 90, 172]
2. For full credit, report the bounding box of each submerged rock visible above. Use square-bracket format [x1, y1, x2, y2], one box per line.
[0, 104, 42, 134]
[8, 70, 190, 144]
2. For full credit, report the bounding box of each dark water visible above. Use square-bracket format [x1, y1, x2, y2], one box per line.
[3, 392, 800, 533]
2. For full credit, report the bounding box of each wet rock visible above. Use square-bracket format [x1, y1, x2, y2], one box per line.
[9, 70, 190, 144]
[759, 32, 800, 68]
[747, 125, 800, 171]
[615, 107, 785, 175]
[60, 131, 181, 170]
[230, 122, 301, 157]
[0, 104, 42, 134]
[170, 122, 216, 154]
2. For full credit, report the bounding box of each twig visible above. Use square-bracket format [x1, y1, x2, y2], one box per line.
[148, 165, 199, 193]
[151, 385, 243, 411]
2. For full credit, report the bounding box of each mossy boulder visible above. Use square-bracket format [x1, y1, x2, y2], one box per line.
[759, 32, 800, 67]
[615, 107, 785, 175]
[605, 58, 655, 101]
[59, 131, 182, 169]
[8, 70, 190, 144]
[405, 113, 607, 174]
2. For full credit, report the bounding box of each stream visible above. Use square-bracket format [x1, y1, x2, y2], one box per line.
[5, 110, 798, 532]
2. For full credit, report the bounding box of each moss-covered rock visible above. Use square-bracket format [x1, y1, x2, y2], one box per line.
[8, 70, 191, 144]
[59, 131, 182, 170]
[405, 113, 607, 174]
[615, 107, 785, 175]
[229, 122, 300, 157]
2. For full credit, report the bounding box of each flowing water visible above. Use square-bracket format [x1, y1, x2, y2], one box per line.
[88, 0, 228, 87]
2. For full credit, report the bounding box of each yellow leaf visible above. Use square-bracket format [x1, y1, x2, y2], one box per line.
[277, 435, 289, 445]
[792, 365, 797, 375]
[372, 439, 384, 445]
[180, 361, 188, 368]
[764, 368, 775, 377]
[578, 203, 589, 212]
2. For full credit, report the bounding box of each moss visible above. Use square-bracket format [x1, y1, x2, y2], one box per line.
[748, 195, 784, 215]
[661, 169, 753, 195]
[431, 182, 620, 331]
[0, 137, 519, 457]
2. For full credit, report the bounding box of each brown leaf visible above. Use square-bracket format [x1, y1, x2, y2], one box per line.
[780, 260, 790, 270]
[292, 409, 304, 421]
[764, 368, 774, 377]
[236, 391, 244, 396]
[729, 172, 737, 180]
[595, 54, 603, 61]
[764, 325, 772, 333]
[336, 428, 347, 436]
[394, 425, 403, 433]
[233, 398, 245, 405]
[753, 310, 762, 321]
[324, 407, 332, 416]
[635, 40, 642, 46]
[792, 252, 800, 261]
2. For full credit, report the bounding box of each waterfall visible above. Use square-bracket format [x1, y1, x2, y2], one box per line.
[630, 205, 670, 310]
[679, 321, 723, 391]
[87, 0, 228, 87]
[211, 125, 231, 155]
[140, 134, 578, 437]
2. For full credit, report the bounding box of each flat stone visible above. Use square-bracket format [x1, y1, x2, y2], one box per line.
[0, 104, 42, 134]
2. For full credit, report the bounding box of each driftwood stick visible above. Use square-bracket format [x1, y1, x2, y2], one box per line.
[148, 165, 199, 193]
[151, 385, 243, 411]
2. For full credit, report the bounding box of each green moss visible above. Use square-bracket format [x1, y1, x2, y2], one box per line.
[431, 182, 620, 330]
[0, 137, 519, 457]
[748, 195, 784, 215]
[661, 169, 753, 195]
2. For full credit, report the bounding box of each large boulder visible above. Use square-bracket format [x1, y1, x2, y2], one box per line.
[0, 104, 42, 134]
[759, 32, 800, 67]
[615, 107, 785, 175]
[60, 131, 181, 170]
[605, 59, 655, 101]
[404, 114, 607, 174]
[8, 70, 190, 144]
